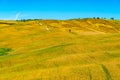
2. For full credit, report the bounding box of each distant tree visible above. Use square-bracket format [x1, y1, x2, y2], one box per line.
[82, 18, 90, 20]
[93, 17, 96, 19]
[34, 19, 41, 21]
[68, 18, 81, 20]
[110, 17, 114, 20]
[97, 17, 100, 19]
[22, 19, 26, 22]
[103, 17, 106, 20]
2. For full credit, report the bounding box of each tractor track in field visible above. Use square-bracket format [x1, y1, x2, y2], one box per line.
[100, 64, 112, 80]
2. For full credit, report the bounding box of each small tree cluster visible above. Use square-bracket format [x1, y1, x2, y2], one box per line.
[16, 19, 42, 22]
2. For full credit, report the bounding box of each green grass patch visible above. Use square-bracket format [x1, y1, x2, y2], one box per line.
[0, 48, 12, 56]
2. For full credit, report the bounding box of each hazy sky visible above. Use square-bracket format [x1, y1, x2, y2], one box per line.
[0, 0, 120, 20]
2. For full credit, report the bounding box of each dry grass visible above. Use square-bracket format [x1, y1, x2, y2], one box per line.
[0, 19, 120, 80]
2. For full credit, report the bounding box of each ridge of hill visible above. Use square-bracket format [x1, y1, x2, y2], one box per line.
[1, 18, 120, 33]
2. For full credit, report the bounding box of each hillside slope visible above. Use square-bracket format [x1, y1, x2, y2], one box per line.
[0, 19, 120, 80]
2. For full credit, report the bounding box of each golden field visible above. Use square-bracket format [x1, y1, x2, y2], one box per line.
[0, 18, 120, 80]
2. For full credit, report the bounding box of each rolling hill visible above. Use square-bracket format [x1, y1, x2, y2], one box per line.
[0, 18, 120, 80]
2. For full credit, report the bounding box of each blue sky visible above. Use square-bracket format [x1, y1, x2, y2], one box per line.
[0, 0, 120, 20]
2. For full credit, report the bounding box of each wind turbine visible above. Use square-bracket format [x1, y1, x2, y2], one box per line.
[14, 12, 21, 20]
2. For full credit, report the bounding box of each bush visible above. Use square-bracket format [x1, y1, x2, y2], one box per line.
[0, 48, 12, 56]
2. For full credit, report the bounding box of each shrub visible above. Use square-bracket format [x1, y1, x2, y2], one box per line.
[0, 48, 12, 56]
